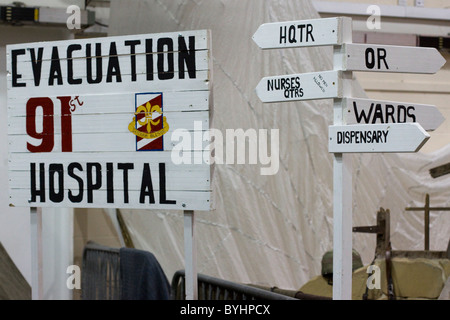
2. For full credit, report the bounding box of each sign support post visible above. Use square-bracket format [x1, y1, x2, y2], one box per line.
[184, 210, 197, 299]
[332, 18, 353, 300]
[30, 207, 43, 300]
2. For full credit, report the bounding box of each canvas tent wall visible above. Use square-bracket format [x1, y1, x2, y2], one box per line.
[92, 0, 448, 290]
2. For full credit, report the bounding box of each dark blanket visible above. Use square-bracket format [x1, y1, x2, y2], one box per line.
[119, 247, 171, 300]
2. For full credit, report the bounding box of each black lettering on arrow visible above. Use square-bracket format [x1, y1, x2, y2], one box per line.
[372, 104, 384, 123]
[353, 101, 373, 123]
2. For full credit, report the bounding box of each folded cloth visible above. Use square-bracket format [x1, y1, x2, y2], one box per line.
[119, 247, 171, 300]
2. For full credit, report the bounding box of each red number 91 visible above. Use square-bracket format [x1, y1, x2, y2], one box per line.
[26, 96, 73, 153]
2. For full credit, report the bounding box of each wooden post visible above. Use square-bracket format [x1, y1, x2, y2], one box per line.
[405, 194, 450, 251]
[184, 210, 197, 300]
[30, 207, 43, 300]
[424, 194, 430, 251]
[332, 17, 353, 300]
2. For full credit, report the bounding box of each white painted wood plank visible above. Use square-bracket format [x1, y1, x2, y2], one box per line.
[343, 97, 445, 131]
[344, 43, 446, 74]
[7, 71, 210, 96]
[255, 70, 342, 103]
[8, 90, 210, 116]
[253, 17, 345, 49]
[8, 130, 211, 153]
[6, 29, 209, 55]
[9, 49, 210, 81]
[328, 123, 430, 153]
[7, 151, 208, 170]
[9, 188, 211, 210]
[8, 111, 209, 135]
[9, 163, 210, 191]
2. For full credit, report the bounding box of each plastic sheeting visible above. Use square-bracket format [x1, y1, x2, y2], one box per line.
[108, 0, 450, 290]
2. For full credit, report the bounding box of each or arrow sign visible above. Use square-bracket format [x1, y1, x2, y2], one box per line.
[255, 70, 341, 103]
[343, 98, 445, 131]
[343, 43, 446, 74]
[329, 123, 430, 153]
[252, 17, 347, 49]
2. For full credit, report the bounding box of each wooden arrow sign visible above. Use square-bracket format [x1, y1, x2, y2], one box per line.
[255, 70, 341, 103]
[328, 123, 430, 153]
[252, 17, 348, 49]
[343, 43, 446, 74]
[343, 98, 445, 131]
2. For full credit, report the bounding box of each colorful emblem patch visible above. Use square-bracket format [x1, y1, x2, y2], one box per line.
[128, 93, 169, 151]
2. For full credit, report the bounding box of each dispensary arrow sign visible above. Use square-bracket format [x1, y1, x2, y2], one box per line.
[328, 123, 430, 153]
[343, 43, 446, 74]
[343, 98, 445, 131]
[252, 17, 346, 49]
[255, 70, 341, 103]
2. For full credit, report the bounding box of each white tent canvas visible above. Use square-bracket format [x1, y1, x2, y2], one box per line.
[107, 0, 450, 290]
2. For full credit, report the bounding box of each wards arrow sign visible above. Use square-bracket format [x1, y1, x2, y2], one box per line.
[343, 43, 446, 74]
[255, 70, 342, 103]
[328, 123, 430, 153]
[343, 98, 445, 131]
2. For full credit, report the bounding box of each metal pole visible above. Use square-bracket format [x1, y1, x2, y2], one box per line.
[184, 210, 197, 299]
[424, 194, 430, 251]
[30, 207, 43, 300]
[332, 17, 353, 300]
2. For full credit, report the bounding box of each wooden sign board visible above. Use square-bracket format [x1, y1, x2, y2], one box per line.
[7, 30, 213, 211]
[343, 43, 446, 74]
[328, 123, 430, 153]
[255, 70, 342, 103]
[343, 98, 445, 131]
[252, 17, 347, 49]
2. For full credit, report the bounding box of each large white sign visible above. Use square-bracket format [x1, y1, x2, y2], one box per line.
[255, 70, 342, 103]
[252, 17, 346, 49]
[343, 97, 445, 131]
[7, 30, 213, 210]
[343, 43, 446, 74]
[328, 123, 430, 153]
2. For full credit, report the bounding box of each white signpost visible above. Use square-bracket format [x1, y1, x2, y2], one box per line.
[253, 16, 446, 300]
[6, 30, 213, 300]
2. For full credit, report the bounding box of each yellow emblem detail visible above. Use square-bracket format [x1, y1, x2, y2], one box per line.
[128, 102, 169, 139]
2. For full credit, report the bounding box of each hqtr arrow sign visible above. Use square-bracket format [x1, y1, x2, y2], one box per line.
[255, 70, 342, 103]
[252, 17, 347, 49]
[343, 43, 446, 74]
[328, 123, 430, 153]
[343, 98, 445, 131]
